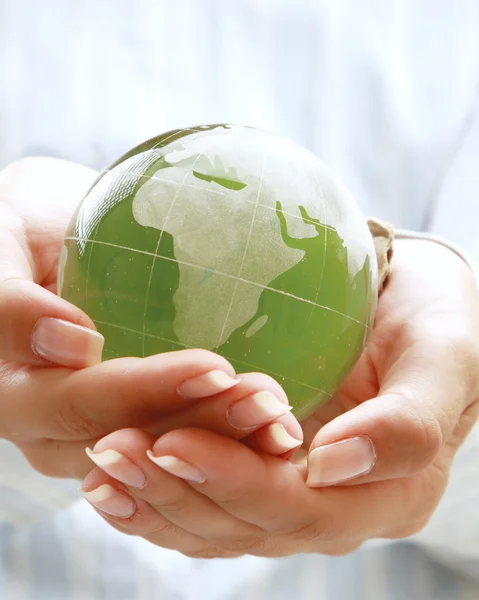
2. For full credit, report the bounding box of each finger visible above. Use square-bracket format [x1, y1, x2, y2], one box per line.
[307, 331, 477, 487]
[150, 372, 303, 453]
[0, 349, 238, 441]
[85, 428, 261, 543]
[148, 427, 315, 534]
[244, 420, 303, 458]
[15, 369, 300, 478]
[0, 159, 104, 367]
[80, 467, 210, 556]
[146, 428, 440, 546]
[0, 278, 104, 367]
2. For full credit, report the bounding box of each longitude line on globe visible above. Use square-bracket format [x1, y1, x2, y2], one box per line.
[83, 126, 197, 315]
[65, 237, 368, 327]
[304, 164, 328, 330]
[139, 137, 218, 357]
[213, 151, 267, 353]
[104, 168, 343, 236]
[93, 318, 332, 395]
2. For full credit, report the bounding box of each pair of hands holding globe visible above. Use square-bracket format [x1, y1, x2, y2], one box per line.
[0, 156, 478, 558]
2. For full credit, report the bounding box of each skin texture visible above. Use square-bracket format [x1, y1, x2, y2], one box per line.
[1, 157, 478, 558]
[81, 216, 479, 557]
[0, 157, 303, 480]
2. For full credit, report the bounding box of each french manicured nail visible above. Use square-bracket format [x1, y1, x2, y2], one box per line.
[267, 423, 303, 453]
[146, 451, 206, 483]
[81, 484, 136, 518]
[32, 317, 104, 368]
[227, 390, 292, 430]
[85, 448, 146, 489]
[306, 436, 376, 487]
[178, 369, 239, 399]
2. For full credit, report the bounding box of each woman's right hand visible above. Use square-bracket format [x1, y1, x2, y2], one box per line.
[0, 157, 302, 481]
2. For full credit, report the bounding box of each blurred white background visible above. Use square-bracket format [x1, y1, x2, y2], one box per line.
[0, 0, 479, 245]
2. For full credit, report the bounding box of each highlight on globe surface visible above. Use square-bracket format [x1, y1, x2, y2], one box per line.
[58, 124, 379, 420]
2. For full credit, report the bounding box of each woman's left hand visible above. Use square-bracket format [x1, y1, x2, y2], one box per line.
[81, 238, 479, 558]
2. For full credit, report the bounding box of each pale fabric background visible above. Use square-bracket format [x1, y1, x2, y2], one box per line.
[0, 1, 479, 598]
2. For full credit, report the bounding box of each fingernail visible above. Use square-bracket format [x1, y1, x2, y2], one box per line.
[85, 448, 146, 489]
[227, 390, 292, 430]
[81, 484, 136, 518]
[32, 317, 104, 368]
[146, 451, 206, 483]
[306, 436, 376, 487]
[267, 423, 303, 453]
[178, 369, 239, 399]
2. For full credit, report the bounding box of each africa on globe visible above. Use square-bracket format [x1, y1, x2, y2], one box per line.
[58, 124, 378, 419]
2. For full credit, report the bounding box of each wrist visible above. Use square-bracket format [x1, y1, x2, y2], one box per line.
[367, 218, 479, 293]
[395, 230, 479, 286]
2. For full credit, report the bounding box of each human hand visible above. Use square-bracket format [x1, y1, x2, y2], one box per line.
[0, 158, 302, 481]
[81, 237, 479, 557]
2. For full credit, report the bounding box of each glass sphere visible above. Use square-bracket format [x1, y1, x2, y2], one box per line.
[58, 124, 378, 419]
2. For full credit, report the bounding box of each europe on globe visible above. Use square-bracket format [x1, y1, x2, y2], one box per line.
[58, 124, 378, 419]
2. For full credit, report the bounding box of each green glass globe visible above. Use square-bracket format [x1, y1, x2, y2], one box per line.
[58, 124, 378, 420]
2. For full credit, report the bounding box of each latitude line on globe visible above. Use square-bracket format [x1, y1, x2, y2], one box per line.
[93, 319, 332, 396]
[122, 125, 215, 359]
[139, 138, 216, 358]
[104, 168, 340, 235]
[65, 236, 369, 327]
[84, 125, 200, 310]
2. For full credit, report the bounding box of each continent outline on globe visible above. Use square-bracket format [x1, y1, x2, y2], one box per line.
[59, 124, 378, 420]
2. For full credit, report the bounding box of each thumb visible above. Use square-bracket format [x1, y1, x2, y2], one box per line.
[0, 158, 104, 367]
[305, 333, 475, 487]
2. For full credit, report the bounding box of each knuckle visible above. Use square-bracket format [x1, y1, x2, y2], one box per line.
[386, 390, 446, 474]
[215, 487, 256, 510]
[146, 517, 178, 538]
[54, 397, 101, 440]
[151, 489, 192, 515]
[245, 536, 298, 558]
[286, 518, 329, 544]
[181, 545, 234, 560]
[394, 402, 445, 471]
[212, 534, 262, 554]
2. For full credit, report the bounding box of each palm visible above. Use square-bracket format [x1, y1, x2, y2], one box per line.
[299, 281, 401, 449]
[300, 343, 379, 449]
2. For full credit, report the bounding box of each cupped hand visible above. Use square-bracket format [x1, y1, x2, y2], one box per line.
[81, 236, 479, 557]
[0, 158, 302, 481]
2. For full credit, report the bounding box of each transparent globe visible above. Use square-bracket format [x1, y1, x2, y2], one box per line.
[58, 124, 378, 419]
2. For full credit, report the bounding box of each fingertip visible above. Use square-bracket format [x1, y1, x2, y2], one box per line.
[0, 277, 102, 367]
[247, 422, 303, 457]
[31, 317, 104, 368]
[306, 436, 377, 487]
[178, 369, 240, 399]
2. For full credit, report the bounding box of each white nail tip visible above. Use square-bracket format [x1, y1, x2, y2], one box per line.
[146, 451, 206, 483]
[268, 423, 302, 451]
[146, 451, 174, 468]
[82, 484, 115, 503]
[85, 448, 124, 466]
[251, 391, 292, 415]
[205, 370, 239, 389]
